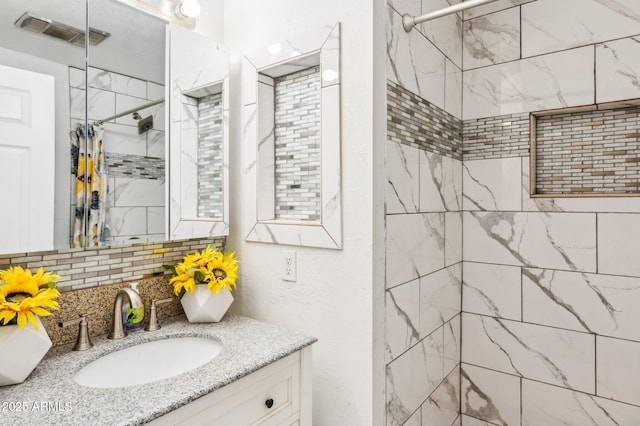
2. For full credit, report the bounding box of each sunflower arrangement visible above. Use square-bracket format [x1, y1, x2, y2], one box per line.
[165, 246, 239, 296]
[0, 266, 60, 330]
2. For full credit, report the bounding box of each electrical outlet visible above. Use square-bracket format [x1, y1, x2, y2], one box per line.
[281, 250, 297, 282]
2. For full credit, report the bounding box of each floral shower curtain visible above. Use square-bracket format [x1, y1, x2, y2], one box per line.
[71, 124, 108, 247]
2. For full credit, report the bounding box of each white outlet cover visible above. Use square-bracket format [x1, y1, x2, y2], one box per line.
[281, 250, 297, 282]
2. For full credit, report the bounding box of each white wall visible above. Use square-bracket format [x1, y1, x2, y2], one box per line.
[224, 0, 381, 424]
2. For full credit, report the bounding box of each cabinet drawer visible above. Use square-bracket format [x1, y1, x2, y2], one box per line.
[152, 351, 301, 426]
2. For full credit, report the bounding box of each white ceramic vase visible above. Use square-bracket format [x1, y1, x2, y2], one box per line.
[0, 317, 52, 386]
[180, 285, 234, 323]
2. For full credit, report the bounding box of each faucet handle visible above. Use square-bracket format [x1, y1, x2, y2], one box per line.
[58, 314, 94, 351]
[144, 298, 173, 332]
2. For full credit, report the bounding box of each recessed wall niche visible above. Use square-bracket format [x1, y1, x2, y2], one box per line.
[243, 23, 342, 249]
[181, 82, 224, 220]
[530, 99, 640, 197]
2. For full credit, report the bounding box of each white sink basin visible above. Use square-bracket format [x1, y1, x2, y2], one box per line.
[74, 336, 223, 388]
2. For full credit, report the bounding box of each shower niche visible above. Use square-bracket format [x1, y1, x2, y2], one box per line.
[243, 23, 342, 249]
[530, 98, 640, 197]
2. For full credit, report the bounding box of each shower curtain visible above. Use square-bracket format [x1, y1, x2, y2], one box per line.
[71, 124, 108, 247]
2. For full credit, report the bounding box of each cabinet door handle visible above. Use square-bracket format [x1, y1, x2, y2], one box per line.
[265, 398, 274, 409]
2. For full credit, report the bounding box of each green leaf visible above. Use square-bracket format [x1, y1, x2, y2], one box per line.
[162, 264, 177, 275]
[38, 282, 58, 289]
[193, 270, 206, 283]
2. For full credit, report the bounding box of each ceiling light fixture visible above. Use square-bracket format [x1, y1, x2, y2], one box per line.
[175, 0, 201, 19]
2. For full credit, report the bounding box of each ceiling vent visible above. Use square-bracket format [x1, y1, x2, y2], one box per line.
[14, 12, 110, 48]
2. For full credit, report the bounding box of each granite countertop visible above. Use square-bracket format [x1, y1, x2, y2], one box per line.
[0, 315, 317, 426]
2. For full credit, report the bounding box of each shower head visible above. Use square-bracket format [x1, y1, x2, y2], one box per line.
[136, 115, 154, 134]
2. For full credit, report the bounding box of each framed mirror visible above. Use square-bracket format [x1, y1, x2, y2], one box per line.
[243, 23, 342, 249]
[0, 0, 230, 258]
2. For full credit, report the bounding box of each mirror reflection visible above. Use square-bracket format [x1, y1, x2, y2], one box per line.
[0, 0, 166, 254]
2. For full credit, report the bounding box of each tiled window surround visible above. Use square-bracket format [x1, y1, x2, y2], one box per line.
[274, 66, 321, 222]
[197, 92, 224, 219]
[387, 81, 462, 161]
[532, 101, 640, 195]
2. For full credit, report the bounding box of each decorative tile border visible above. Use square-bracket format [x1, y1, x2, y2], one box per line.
[106, 153, 165, 179]
[387, 81, 462, 160]
[462, 112, 530, 161]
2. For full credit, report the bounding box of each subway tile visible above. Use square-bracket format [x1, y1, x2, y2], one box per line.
[112, 178, 165, 207]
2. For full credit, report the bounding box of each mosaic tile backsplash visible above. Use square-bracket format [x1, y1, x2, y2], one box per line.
[0, 237, 225, 291]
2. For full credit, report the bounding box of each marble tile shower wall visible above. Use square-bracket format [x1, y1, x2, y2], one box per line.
[69, 66, 166, 245]
[460, 0, 640, 424]
[386, 1, 463, 424]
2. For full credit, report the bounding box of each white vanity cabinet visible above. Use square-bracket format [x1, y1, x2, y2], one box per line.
[149, 346, 312, 425]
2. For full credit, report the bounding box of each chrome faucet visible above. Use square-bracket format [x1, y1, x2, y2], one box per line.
[108, 288, 143, 340]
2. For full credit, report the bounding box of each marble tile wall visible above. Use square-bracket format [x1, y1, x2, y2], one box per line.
[386, 1, 463, 423]
[460, 1, 640, 423]
[69, 66, 166, 245]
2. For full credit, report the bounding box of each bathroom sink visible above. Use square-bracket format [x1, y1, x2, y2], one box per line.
[74, 337, 223, 388]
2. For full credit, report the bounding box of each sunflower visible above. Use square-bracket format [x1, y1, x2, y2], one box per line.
[167, 246, 238, 295]
[0, 266, 60, 330]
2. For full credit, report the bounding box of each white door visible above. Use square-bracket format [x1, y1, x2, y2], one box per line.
[0, 64, 55, 254]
